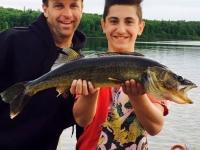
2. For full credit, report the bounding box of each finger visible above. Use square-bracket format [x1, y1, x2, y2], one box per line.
[125, 80, 131, 92]
[88, 81, 99, 94]
[137, 83, 146, 95]
[122, 80, 131, 95]
[82, 80, 89, 95]
[130, 79, 138, 94]
[87, 81, 94, 94]
[70, 79, 77, 94]
[121, 82, 125, 91]
[76, 79, 83, 94]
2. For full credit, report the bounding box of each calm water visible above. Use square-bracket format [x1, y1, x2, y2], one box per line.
[60, 39, 200, 150]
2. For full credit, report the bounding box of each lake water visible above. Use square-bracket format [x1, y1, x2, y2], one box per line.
[59, 39, 200, 150]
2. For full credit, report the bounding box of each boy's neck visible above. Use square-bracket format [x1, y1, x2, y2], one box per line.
[108, 49, 135, 52]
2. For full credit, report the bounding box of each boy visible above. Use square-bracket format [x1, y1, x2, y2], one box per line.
[71, 0, 168, 149]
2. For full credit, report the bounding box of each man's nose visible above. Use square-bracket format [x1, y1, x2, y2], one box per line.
[62, 8, 73, 17]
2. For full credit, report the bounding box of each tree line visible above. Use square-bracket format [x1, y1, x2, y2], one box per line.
[0, 6, 200, 40]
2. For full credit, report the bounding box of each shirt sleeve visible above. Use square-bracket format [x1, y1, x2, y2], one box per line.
[147, 95, 169, 116]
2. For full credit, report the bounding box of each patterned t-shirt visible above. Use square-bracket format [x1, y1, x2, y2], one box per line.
[96, 87, 148, 150]
[76, 87, 168, 150]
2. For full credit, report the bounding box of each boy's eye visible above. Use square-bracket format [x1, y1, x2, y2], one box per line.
[110, 19, 118, 24]
[126, 20, 134, 24]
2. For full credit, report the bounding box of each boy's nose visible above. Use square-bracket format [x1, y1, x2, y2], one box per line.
[116, 23, 126, 33]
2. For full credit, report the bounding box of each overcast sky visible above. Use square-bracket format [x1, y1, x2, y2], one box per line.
[1, 0, 199, 21]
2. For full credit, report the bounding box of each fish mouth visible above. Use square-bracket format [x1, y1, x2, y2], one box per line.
[163, 84, 197, 104]
[174, 83, 197, 104]
[144, 66, 197, 104]
[178, 84, 198, 93]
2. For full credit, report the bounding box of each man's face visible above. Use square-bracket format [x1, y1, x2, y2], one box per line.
[43, 0, 83, 40]
[101, 5, 145, 52]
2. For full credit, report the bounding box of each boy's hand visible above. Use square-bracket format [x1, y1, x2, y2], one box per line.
[70, 79, 99, 96]
[121, 79, 145, 98]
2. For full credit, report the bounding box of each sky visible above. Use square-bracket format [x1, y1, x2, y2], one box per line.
[0, 0, 200, 21]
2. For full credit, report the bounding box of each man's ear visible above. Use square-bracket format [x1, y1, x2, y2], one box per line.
[101, 19, 106, 33]
[42, 4, 48, 17]
[138, 21, 145, 36]
[80, 4, 84, 18]
[81, 3, 84, 13]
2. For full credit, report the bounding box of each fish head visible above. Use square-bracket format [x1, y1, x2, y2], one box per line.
[143, 66, 197, 104]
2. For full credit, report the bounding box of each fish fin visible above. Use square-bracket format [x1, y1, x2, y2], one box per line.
[97, 51, 144, 57]
[62, 48, 84, 61]
[108, 77, 126, 84]
[51, 48, 84, 70]
[0, 82, 30, 119]
[56, 86, 69, 98]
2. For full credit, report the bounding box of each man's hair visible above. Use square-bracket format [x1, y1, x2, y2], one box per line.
[42, 0, 48, 6]
[42, 0, 83, 6]
[103, 0, 143, 23]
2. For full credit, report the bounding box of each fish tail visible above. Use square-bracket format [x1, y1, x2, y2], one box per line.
[0, 82, 30, 119]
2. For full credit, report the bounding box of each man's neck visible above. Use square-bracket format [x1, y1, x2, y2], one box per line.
[55, 38, 73, 49]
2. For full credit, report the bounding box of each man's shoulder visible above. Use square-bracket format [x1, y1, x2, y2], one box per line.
[0, 27, 33, 40]
[3, 26, 30, 33]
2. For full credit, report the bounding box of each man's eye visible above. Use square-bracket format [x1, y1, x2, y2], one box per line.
[71, 4, 78, 8]
[55, 4, 63, 8]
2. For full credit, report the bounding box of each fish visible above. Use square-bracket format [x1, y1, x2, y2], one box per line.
[0, 49, 197, 119]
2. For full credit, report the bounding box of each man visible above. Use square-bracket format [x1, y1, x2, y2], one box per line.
[0, 0, 90, 149]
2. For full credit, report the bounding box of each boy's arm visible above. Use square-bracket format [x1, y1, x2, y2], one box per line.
[122, 79, 165, 136]
[70, 79, 99, 127]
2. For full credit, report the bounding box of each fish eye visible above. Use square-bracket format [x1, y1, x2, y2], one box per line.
[177, 76, 184, 82]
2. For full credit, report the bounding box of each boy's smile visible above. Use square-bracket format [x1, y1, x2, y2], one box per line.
[101, 4, 145, 52]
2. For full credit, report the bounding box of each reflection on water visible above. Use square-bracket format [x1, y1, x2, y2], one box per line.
[83, 37, 108, 52]
[82, 39, 200, 150]
[134, 42, 200, 150]
[137, 40, 200, 47]
[82, 38, 200, 52]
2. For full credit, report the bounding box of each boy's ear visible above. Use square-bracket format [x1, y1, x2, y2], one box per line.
[101, 19, 106, 33]
[138, 21, 145, 36]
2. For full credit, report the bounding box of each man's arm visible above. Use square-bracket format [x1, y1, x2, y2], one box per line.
[70, 79, 99, 127]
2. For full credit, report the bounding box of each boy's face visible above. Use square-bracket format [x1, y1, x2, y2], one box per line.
[101, 5, 145, 52]
[43, 0, 83, 40]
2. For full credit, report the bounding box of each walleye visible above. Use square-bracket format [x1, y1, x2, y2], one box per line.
[0, 50, 197, 118]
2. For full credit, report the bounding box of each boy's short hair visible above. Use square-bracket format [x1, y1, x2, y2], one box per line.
[103, 0, 143, 23]
[42, 0, 83, 6]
